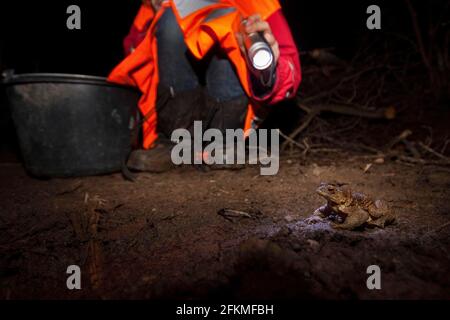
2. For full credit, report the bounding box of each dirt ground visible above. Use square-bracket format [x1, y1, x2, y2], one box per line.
[1, 154, 449, 300]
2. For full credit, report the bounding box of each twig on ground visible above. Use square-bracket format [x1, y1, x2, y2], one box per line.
[385, 129, 413, 150]
[440, 139, 450, 155]
[421, 221, 450, 238]
[417, 142, 450, 163]
[217, 208, 262, 222]
[281, 107, 319, 151]
[396, 155, 450, 166]
[56, 182, 83, 196]
[403, 140, 421, 158]
[277, 129, 306, 150]
[299, 102, 395, 120]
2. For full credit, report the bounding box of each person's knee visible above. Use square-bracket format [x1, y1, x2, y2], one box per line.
[155, 8, 185, 51]
[156, 8, 199, 92]
[206, 57, 245, 102]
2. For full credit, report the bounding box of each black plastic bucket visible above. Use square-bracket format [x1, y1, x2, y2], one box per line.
[2, 71, 140, 177]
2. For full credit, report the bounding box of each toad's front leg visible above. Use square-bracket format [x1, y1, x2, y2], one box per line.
[331, 206, 369, 230]
[306, 204, 335, 225]
[313, 204, 334, 218]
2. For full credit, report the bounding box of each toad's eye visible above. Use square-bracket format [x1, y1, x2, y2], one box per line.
[328, 186, 334, 191]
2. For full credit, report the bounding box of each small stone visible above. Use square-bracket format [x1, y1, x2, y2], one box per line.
[284, 215, 296, 222]
[312, 164, 324, 177]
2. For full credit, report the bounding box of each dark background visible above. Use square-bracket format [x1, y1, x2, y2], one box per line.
[0, 0, 415, 77]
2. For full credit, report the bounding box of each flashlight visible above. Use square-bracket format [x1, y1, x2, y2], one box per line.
[240, 19, 276, 88]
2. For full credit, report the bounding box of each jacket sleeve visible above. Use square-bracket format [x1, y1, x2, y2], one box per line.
[250, 9, 301, 105]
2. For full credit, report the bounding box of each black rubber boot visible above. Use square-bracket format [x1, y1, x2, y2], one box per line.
[156, 86, 209, 138]
[204, 95, 249, 170]
[126, 86, 210, 173]
[205, 95, 248, 133]
[126, 136, 175, 173]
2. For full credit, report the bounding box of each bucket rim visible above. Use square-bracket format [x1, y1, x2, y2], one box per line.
[2, 72, 137, 90]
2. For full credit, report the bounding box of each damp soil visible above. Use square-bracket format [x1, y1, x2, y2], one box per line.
[0, 156, 449, 299]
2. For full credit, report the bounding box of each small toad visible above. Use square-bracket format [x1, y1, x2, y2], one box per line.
[311, 182, 395, 230]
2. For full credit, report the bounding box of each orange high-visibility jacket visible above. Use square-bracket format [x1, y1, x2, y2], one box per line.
[108, 0, 281, 149]
[122, 4, 154, 55]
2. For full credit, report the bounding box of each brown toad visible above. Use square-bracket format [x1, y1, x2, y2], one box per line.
[312, 182, 395, 230]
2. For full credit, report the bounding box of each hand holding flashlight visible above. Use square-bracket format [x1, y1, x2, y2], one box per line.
[236, 14, 280, 88]
[236, 14, 280, 65]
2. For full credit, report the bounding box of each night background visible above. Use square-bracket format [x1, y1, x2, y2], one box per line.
[0, 0, 449, 302]
[0, 0, 427, 75]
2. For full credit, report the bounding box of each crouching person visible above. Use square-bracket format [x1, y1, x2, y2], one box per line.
[108, 0, 301, 172]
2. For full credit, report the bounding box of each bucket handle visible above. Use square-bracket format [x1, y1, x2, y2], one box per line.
[1, 69, 15, 84]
